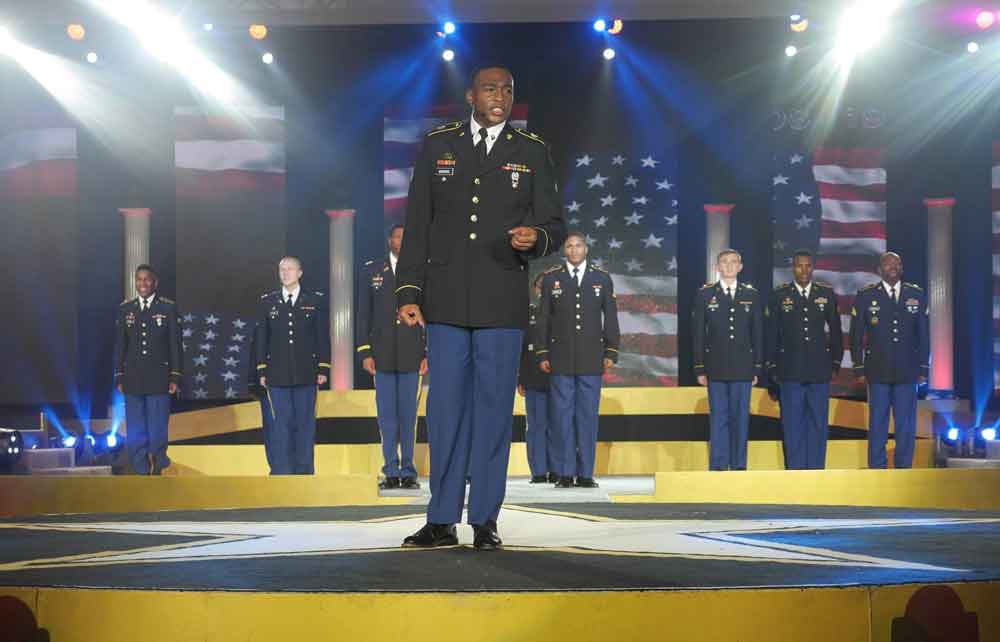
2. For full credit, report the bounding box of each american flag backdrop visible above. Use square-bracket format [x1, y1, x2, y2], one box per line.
[561, 151, 680, 386]
[383, 105, 528, 226]
[771, 147, 887, 374]
[174, 105, 287, 400]
[992, 141, 1000, 392]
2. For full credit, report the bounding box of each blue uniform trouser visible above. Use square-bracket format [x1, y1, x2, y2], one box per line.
[375, 371, 420, 479]
[867, 382, 917, 469]
[549, 374, 602, 478]
[425, 324, 522, 527]
[124, 393, 171, 475]
[524, 389, 552, 477]
[267, 385, 317, 475]
[779, 382, 830, 470]
[707, 381, 751, 471]
[258, 393, 276, 473]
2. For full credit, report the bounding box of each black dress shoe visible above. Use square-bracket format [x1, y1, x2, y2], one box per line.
[472, 523, 503, 551]
[400, 477, 421, 489]
[402, 523, 457, 548]
[555, 476, 575, 488]
[575, 477, 600, 488]
[379, 476, 401, 490]
[529, 475, 548, 483]
[547, 472, 559, 483]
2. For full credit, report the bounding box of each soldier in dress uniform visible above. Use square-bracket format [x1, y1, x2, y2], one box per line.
[113, 264, 182, 475]
[254, 256, 330, 475]
[517, 272, 555, 484]
[766, 249, 843, 470]
[692, 249, 762, 471]
[849, 252, 929, 469]
[536, 233, 620, 488]
[247, 327, 276, 473]
[358, 225, 428, 490]
[396, 65, 566, 550]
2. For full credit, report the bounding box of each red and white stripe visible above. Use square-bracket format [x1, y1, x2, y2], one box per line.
[992, 142, 1000, 390]
[608, 274, 679, 386]
[813, 147, 886, 368]
[0, 127, 76, 200]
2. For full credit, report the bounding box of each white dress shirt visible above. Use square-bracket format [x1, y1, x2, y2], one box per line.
[566, 260, 587, 286]
[470, 115, 506, 155]
[282, 285, 301, 306]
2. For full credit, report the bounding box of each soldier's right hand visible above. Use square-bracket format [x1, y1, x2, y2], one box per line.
[540, 360, 551, 374]
[259, 376, 267, 387]
[697, 375, 708, 386]
[362, 357, 376, 376]
[398, 304, 425, 328]
[517, 384, 525, 397]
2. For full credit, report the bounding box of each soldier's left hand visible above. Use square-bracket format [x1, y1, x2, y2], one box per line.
[509, 226, 538, 251]
[752, 376, 758, 385]
[419, 358, 428, 376]
[603, 358, 614, 373]
[317, 374, 328, 386]
[168, 382, 178, 395]
[918, 376, 926, 385]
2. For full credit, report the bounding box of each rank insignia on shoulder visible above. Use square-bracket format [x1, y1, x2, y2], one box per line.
[859, 283, 879, 292]
[427, 121, 462, 137]
[159, 296, 175, 304]
[514, 128, 547, 145]
[904, 282, 923, 291]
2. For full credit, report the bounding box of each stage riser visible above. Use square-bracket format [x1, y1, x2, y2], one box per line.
[1, 582, 997, 642]
[164, 440, 934, 476]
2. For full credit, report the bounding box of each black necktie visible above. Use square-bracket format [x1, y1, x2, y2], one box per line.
[287, 293, 293, 307]
[572, 267, 579, 286]
[477, 127, 488, 163]
[140, 299, 146, 312]
[889, 285, 896, 303]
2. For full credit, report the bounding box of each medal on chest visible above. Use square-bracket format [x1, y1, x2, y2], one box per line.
[125, 311, 135, 328]
[552, 280, 562, 297]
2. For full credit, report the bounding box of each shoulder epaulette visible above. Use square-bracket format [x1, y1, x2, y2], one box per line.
[777, 282, 793, 290]
[426, 121, 463, 137]
[742, 283, 756, 291]
[261, 290, 278, 300]
[700, 282, 716, 290]
[364, 259, 375, 266]
[514, 128, 547, 145]
[904, 282, 923, 292]
[314, 291, 325, 297]
[814, 280, 833, 289]
[542, 265, 562, 275]
[591, 264, 609, 274]
[158, 296, 175, 305]
[120, 298, 135, 306]
[859, 282, 880, 292]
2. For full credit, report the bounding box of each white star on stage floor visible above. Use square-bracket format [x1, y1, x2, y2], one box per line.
[2, 508, 994, 574]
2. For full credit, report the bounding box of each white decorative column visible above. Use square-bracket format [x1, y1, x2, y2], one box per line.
[924, 197, 954, 394]
[326, 209, 355, 391]
[704, 203, 735, 282]
[120, 207, 151, 300]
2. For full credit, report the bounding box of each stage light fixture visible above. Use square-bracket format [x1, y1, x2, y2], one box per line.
[442, 48, 455, 61]
[603, 47, 616, 60]
[86, 51, 98, 63]
[106, 432, 119, 448]
[785, 45, 798, 57]
[249, 24, 268, 40]
[0, 429, 24, 469]
[967, 41, 980, 53]
[946, 427, 960, 441]
[790, 17, 809, 33]
[62, 434, 77, 448]
[608, 19, 624, 35]
[593, 19, 607, 32]
[834, 1, 899, 64]
[443, 21, 456, 34]
[262, 52, 274, 64]
[976, 10, 995, 30]
[982, 427, 997, 441]
[67, 23, 86, 41]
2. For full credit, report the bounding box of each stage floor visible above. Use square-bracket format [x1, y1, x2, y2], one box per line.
[3, 501, 999, 592]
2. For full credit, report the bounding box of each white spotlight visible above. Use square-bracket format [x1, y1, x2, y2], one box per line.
[442, 49, 455, 62]
[0, 26, 13, 56]
[261, 51, 274, 64]
[834, 1, 900, 64]
[785, 45, 798, 57]
[203, 23, 214, 31]
[86, 51, 98, 63]
[967, 41, 980, 54]
[602, 47, 616, 60]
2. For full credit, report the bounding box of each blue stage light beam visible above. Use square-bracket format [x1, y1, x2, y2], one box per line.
[946, 427, 960, 441]
[443, 21, 456, 35]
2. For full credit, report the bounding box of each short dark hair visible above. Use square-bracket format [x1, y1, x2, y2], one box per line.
[717, 248, 741, 263]
[565, 230, 586, 244]
[135, 264, 157, 278]
[470, 64, 514, 88]
[388, 224, 404, 237]
[791, 249, 813, 261]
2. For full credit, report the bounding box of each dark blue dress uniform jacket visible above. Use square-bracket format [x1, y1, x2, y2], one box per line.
[766, 282, 843, 383]
[357, 257, 425, 373]
[518, 304, 549, 391]
[395, 121, 566, 329]
[114, 296, 183, 395]
[848, 282, 929, 384]
[692, 282, 763, 381]
[535, 264, 620, 376]
[254, 290, 331, 387]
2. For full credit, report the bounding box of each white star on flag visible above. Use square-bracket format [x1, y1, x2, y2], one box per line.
[667, 256, 678, 271]
[194, 372, 207, 383]
[568, 216, 580, 226]
[586, 172, 608, 188]
[632, 196, 649, 205]
[182, 328, 193, 338]
[624, 175, 639, 187]
[225, 387, 238, 399]
[625, 258, 643, 271]
[576, 154, 593, 167]
[611, 155, 626, 165]
[790, 154, 804, 164]
[223, 357, 238, 367]
[795, 192, 813, 205]
[232, 319, 247, 329]
[594, 216, 608, 228]
[773, 174, 789, 186]
[193, 355, 208, 366]
[608, 237, 623, 249]
[198, 343, 213, 352]
[205, 314, 220, 325]
[204, 330, 217, 340]
[232, 334, 245, 342]
[566, 200, 582, 212]
[642, 233, 664, 248]
[600, 194, 617, 207]
[585, 234, 598, 246]
[664, 214, 678, 225]
[182, 313, 195, 323]
[774, 239, 788, 250]
[794, 213, 814, 229]
[640, 155, 659, 167]
[625, 212, 643, 225]
[193, 389, 208, 399]
[227, 345, 241, 353]
[656, 179, 673, 190]
[222, 371, 239, 382]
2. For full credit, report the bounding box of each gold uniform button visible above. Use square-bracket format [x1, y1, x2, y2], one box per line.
[289, 339, 294, 344]
[288, 313, 292, 317]
[469, 233, 477, 240]
[474, 178, 481, 185]
[729, 335, 734, 340]
[576, 293, 581, 298]
[576, 314, 581, 319]
[472, 196, 479, 204]
[142, 350, 147, 355]
[470, 215, 478, 222]
[396, 319, 401, 325]
[288, 321, 293, 326]
[730, 308, 735, 313]
[576, 325, 581, 330]
[576, 304, 581, 309]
